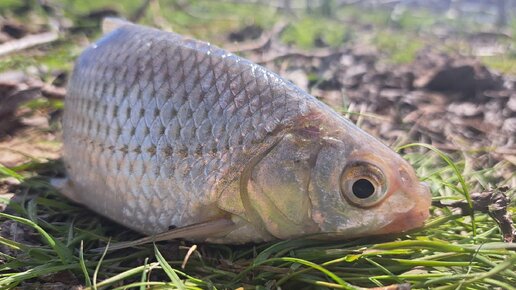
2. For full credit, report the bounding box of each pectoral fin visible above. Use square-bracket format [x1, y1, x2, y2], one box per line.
[94, 218, 236, 252]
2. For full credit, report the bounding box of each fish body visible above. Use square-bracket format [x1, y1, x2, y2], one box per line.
[62, 20, 431, 243]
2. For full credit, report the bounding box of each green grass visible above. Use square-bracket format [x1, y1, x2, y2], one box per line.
[0, 0, 28, 12]
[372, 30, 425, 64]
[0, 0, 279, 73]
[0, 41, 80, 73]
[335, 5, 391, 27]
[281, 17, 351, 49]
[393, 9, 437, 32]
[0, 146, 514, 289]
[1, 0, 514, 74]
[481, 55, 516, 75]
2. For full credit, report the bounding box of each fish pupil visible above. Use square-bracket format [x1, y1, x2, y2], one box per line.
[352, 179, 375, 199]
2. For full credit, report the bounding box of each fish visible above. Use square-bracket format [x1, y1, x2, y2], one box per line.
[57, 18, 431, 246]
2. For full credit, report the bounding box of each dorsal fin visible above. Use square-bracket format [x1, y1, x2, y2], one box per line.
[102, 17, 133, 34]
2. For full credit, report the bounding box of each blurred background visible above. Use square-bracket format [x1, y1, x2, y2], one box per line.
[0, 0, 514, 181]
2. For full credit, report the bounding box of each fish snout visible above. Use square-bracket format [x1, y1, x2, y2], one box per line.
[379, 180, 432, 234]
[397, 166, 432, 209]
[411, 181, 432, 223]
[417, 181, 433, 209]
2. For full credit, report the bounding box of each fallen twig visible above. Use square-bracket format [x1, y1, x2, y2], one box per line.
[433, 186, 515, 243]
[41, 83, 66, 99]
[0, 82, 40, 118]
[0, 78, 66, 103]
[0, 74, 66, 136]
[0, 31, 59, 57]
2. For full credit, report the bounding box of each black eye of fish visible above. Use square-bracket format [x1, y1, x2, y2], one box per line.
[352, 179, 375, 199]
[340, 162, 388, 208]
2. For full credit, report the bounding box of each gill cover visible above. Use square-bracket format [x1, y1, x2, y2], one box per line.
[243, 133, 319, 238]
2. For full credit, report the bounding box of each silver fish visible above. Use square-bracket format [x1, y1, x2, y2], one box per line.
[58, 19, 431, 245]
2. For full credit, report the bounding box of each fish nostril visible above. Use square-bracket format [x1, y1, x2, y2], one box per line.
[398, 168, 411, 184]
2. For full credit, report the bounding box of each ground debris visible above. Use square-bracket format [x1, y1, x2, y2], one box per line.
[228, 24, 263, 43]
[0, 70, 65, 138]
[432, 186, 515, 243]
[38, 270, 81, 288]
[226, 21, 288, 53]
[0, 18, 50, 44]
[234, 23, 514, 170]
[2, 21, 28, 39]
[0, 30, 59, 57]
[0, 219, 38, 256]
[413, 58, 503, 99]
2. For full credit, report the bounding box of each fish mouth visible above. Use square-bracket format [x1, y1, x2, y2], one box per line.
[376, 182, 432, 235]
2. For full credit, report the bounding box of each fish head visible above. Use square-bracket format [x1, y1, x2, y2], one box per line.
[237, 115, 431, 242]
[307, 119, 432, 238]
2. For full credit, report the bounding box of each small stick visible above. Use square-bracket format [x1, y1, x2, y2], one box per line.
[41, 83, 66, 99]
[0, 31, 59, 57]
[181, 244, 197, 269]
[433, 186, 515, 243]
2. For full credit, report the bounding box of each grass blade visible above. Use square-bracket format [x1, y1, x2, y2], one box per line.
[93, 238, 110, 290]
[0, 163, 24, 180]
[397, 143, 476, 237]
[79, 240, 92, 288]
[0, 263, 80, 288]
[140, 257, 149, 290]
[154, 244, 187, 290]
[0, 212, 73, 264]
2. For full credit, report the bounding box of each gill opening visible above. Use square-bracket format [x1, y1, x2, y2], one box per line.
[305, 141, 324, 220]
[238, 134, 286, 238]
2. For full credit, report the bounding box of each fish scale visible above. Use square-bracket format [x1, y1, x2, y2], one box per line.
[63, 24, 312, 235]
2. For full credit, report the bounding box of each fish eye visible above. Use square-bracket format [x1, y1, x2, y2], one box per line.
[340, 162, 387, 208]
[352, 178, 375, 199]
